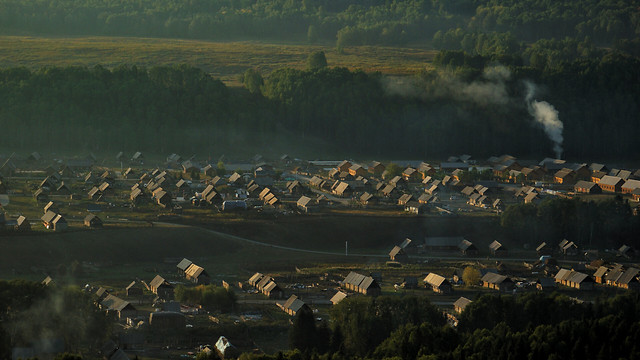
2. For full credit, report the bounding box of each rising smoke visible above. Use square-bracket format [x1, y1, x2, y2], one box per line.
[380, 66, 565, 158]
[524, 81, 564, 158]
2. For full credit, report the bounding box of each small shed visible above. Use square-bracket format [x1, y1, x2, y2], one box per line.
[84, 214, 103, 228]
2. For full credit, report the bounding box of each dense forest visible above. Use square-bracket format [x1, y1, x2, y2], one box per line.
[0, 0, 638, 158]
[0, 48, 639, 159]
[234, 292, 640, 360]
[500, 196, 640, 250]
[0, 0, 638, 50]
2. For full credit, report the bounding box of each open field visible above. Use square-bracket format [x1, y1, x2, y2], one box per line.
[0, 36, 437, 85]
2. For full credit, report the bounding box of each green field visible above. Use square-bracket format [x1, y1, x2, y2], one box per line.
[0, 36, 437, 85]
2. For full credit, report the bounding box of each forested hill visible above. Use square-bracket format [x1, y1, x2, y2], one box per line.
[0, 0, 638, 50]
[1, 51, 639, 159]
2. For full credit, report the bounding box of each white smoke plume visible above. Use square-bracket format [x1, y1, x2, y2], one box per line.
[382, 65, 512, 106]
[524, 81, 564, 158]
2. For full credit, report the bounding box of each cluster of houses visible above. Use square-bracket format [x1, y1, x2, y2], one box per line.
[247, 272, 284, 299]
[340, 271, 382, 296]
[177, 258, 211, 285]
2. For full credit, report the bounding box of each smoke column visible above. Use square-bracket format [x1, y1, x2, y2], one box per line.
[525, 81, 564, 158]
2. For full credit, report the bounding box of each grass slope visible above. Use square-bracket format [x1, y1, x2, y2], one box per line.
[0, 36, 436, 84]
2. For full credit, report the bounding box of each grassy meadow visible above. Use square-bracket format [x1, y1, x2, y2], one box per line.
[0, 36, 436, 85]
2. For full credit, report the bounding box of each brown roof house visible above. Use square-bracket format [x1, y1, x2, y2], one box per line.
[184, 263, 211, 285]
[598, 175, 624, 193]
[481, 273, 514, 292]
[341, 272, 381, 296]
[423, 273, 452, 294]
[389, 245, 408, 263]
[149, 275, 174, 300]
[84, 214, 103, 228]
[453, 297, 472, 313]
[489, 240, 508, 256]
[41, 211, 67, 232]
[278, 295, 309, 316]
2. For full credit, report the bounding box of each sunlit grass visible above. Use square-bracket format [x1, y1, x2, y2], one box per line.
[0, 36, 437, 85]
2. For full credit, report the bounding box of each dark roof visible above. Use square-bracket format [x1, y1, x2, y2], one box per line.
[481, 273, 512, 285]
[616, 268, 640, 285]
[177, 258, 193, 271]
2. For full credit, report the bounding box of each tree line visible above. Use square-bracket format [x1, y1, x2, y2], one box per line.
[241, 292, 640, 359]
[0, 0, 638, 50]
[500, 196, 640, 251]
[0, 50, 639, 159]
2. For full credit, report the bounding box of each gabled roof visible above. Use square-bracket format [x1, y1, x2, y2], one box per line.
[150, 275, 171, 289]
[185, 263, 207, 279]
[554, 268, 573, 282]
[41, 210, 58, 223]
[458, 239, 476, 251]
[330, 291, 348, 305]
[399, 238, 412, 249]
[599, 175, 624, 187]
[616, 268, 640, 285]
[489, 240, 504, 251]
[297, 196, 313, 207]
[481, 272, 511, 285]
[177, 258, 193, 271]
[453, 297, 472, 310]
[101, 294, 135, 312]
[575, 180, 598, 191]
[249, 272, 264, 284]
[389, 245, 404, 257]
[593, 266, 609, 278]
[424, 273, 449, 287]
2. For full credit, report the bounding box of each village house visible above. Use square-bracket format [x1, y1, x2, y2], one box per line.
[453, 297, 472, 313]
[330, 291, 348, 305]
[177, 258, 193, 275]
[574, 180, 601, 194]
[554, 168, 577, 184]
[536, 242, 552, 256]
[489, 240, 508, 256]
[598, 175, 625, 192]
[593, 266, 609, 284]
[333, 182, 352, 197]
[389, 245, 408, 262]
[424, 273, 452, 294]
[278, 295, 309, 316]
[41, 211, 67, 231]
[360, 192, 377, 205]
[126, 281, 144, 297]
[349, 164, 367, 178]
[368, 161, 385, 176]
[481, 273, 514, 292]
[100, 294, 137, 320]
[261, 280, 284, 299]
[397, 193, 413, 206]
[149, 275, 174, 299]
[402, 167, 421, 182]
[554, 269, 594, 290]
[337, 160, 352, 173]
[297, 196, 316, 213]
[622, 179, 640, 194]
[84, 214, 103, 228]
[248, 273, 264, 287]
[341, 272, 381, 296]
[458, 239, 479, 256]
[612, 268, 640, 290]
[185, 263, 211, 285]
